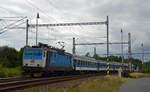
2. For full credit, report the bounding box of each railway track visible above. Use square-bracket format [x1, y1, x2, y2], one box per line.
[0, 76, 31, 83]
[0, 73, 104, 92]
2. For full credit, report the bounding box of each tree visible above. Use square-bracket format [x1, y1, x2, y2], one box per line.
[17, 47, 25, 65]
[93, 54, 106, 60]
[93, 54, 100, 60]
[85, 52, 90, 57]
[0, 46, 22, 67]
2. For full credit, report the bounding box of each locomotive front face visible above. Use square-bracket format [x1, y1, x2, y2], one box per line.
[23, 48, 46, 68]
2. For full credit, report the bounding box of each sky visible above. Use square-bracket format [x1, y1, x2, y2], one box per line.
[0, 0, 150, 61]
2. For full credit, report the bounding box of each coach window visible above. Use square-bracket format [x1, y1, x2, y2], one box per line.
[93, 63, 95, 67]
[91, 62, 93, 67]
[89, 62, 91, 67]
[102, 64, 104, 68]
[82, 61, 84, 66]
[103, 64, 105, 68]
[79, 61, 81, 66]
[54, 53, 56, 58]
[92, 62, 94, 67]
[83, 61, 84, 66]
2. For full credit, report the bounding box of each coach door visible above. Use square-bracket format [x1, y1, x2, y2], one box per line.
[46, 51, 51, 68]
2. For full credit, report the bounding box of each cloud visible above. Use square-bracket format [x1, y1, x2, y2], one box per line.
[0, 0, 150, 61]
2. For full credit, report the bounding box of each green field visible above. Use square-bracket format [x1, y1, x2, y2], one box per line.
[0, 65, 22, 77]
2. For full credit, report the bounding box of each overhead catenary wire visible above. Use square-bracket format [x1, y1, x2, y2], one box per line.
[0, 21, 26, 34]
[0, 16, 26, 18]
[25, 0, 57, 22]
[0, 17, 27, 32]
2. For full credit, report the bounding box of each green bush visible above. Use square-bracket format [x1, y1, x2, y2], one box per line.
[0, 46, 24, 68]
[0, 65, 22, 77]
[121, 71, 131, 78]
[139, 67, 150, 73]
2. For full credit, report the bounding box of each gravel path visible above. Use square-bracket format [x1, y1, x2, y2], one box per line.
[119, 77, 150, 92]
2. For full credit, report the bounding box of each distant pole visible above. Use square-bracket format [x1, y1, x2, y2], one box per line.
[121, 29, 123, 67]
[141, 43, 144, 64]
[106, 16, 109, 75]
[128, 32, 132, 71]
[26, 19, 29, 46]
[36, 13, 40, 46]
[72, 37, 76, 55]
[106, 16, 109, 58]
[94, 47, 96, 56]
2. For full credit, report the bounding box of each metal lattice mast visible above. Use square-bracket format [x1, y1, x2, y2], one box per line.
[72, 37, 76, 55]
[128, 32, 132, 71]
[121, 29, 124, 68]
[26, 19, 29, 46]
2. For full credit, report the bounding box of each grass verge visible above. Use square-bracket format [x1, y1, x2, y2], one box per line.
[0, 65, 22, 77]
[23, 76, 132, 92]
[129, 72, 150, 78]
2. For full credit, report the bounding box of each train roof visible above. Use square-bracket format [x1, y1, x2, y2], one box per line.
[74, 55, 128, 65]
[25, 42, 72, 56]
[74, 55, 97, 62]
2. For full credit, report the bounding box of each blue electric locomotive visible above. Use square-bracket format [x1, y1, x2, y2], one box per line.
[23, 44, 74, 76]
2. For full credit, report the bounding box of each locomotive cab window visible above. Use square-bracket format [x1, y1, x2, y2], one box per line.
[34, 51, 42, 56]
[25, 50, 32, 55]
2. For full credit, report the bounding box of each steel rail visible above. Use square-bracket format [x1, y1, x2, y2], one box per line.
[0, 73, 103, 91]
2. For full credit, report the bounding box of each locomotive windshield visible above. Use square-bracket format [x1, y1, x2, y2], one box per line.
[23, 48, 43, 60]
[24, 50, 42, 56]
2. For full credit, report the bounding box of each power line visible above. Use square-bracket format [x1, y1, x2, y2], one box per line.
[0, 21, 26, 34]
[99, 52, 150, 56]
[0, 16, 26, 18]
[45, 0, 58, 10]
[0, 19, 22, 21]
[0, 17, 27, 32]
[25, 0, 57, 22]
[75, 42, 128, 45]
